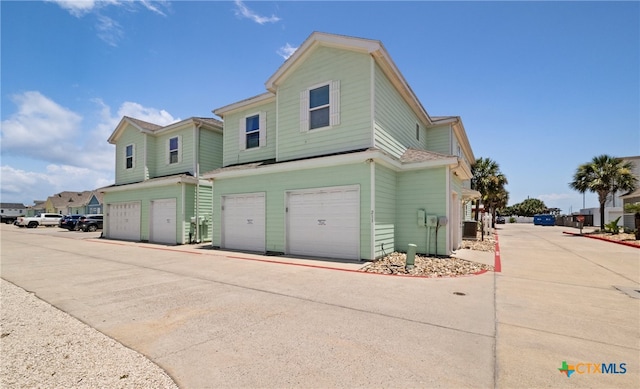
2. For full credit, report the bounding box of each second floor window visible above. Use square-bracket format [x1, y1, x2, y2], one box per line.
[125, 144, 134, 169]
[300, 80, 340, 132]
[246, 115, 260, 149]
[309, 85, 330, 129]
[239, 112, 266, 151]
[168, 136, 181, 164]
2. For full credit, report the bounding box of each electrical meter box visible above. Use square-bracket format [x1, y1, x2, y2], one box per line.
[426, 215, 438, 227]
[438, 216, 448, 226]
[417, 209, 425, 226]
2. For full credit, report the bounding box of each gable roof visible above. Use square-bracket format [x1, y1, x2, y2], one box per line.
[0, 203, 26, 209]
[108, 116, 223, 144]
[263, 31, 433, 126]
[47, 191, 93, 209]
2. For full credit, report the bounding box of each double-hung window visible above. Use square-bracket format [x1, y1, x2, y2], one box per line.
[125, 144, 134, 169]
[239, 112, 266, 150]
[167, 136, 181, 164]
[300, 80, 340, 131]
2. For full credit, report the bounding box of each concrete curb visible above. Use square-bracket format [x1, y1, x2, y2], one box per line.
[562, 231, 640, 249]
[494, 231, 501, 272]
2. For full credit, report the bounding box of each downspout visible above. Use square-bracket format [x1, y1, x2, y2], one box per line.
[194, 123, 202, 243]
[446, 165, 451, 255]
[369, 158, 375, 261]
[181, 181, 186, 244]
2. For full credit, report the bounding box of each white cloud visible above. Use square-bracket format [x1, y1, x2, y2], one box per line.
[48, 0, 169, 46]
[277, 43, 298, 60]
[0, 92, 179, 204]
[96, 15, 124, 47]
[0, 91, 83, 164]
[46, 0, 100, 17]
[117, 102, 178, 126]
[0, 165, 112, 205]
[234, 0, 280, 25]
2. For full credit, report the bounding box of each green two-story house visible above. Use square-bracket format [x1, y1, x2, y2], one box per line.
[203, 32, 478, 260]
[101, 116, 223, 244]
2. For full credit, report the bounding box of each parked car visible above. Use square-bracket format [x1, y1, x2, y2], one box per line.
[77, 214, 103, 232]
[15, 213, 62, 228]
[59, 215, 83, 230]
[496, 216, 506, 224]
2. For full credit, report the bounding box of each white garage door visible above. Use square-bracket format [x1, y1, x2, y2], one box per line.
[287, 186, 360, 260]
[150, 198, 177, 244]
[222, 193, 265, 252]
[108, 202, 141, 241]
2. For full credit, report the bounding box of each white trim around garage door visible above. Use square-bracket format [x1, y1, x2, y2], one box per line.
[221, 192, 266, 253]
[106, 201, 141, 241]
[286, 185, 360, 260]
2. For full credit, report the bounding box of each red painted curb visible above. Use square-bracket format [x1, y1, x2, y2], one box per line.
[494, 231, 501, 273]
[90, 238, 490, 278]
[562, 231, 640, 249]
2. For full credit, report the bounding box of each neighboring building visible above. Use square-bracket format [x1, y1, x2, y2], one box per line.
[100, 117, 223, 244]
[0, 203, 26, 223]
[87, 191, 104, 214]
[45, 191, 93, 215]
[25, 201, 46, 217]
[203, 32, 478, 260]
[582, 155, 639, 229]
[620, 156, 640, 230]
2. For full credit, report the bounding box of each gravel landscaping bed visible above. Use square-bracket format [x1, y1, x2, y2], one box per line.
[0, 279, 178, 389]
[360, 232, 496, 277]
[360, 252, 494, 276]
[584, 231, 640, 247]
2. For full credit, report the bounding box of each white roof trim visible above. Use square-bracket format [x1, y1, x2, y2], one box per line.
[213, 92, 275, 116]
[99, 175, 210, 193]
[203, 150, 458, 180]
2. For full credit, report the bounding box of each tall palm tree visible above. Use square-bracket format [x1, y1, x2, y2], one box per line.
[471, 157, 507, 221]
[569, 155, 637, 229]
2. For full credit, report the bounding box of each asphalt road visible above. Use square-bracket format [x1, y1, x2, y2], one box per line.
[1, 223, 638, 388]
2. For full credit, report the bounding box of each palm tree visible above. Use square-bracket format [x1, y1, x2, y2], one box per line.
[486, 185, 509, 227]
[569, 155, 637, 229]
[471, 157, 508, 222]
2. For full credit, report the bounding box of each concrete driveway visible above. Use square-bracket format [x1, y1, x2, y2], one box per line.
[0, 224, 495, 388]
[495, 223, 639, 388]
[1, 223, 638, 388]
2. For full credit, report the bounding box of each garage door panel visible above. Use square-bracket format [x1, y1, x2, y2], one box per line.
[108, 202, 141, 241]
[222, 193, 265, 252]
[287, 186, 360, 260]
[150, 199, 176, 244]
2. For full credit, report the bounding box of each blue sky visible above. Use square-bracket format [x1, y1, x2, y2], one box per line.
[1, 0, 638, 214]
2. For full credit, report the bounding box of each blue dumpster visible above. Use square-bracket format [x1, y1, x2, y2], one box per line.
[533, 214, 556, 226]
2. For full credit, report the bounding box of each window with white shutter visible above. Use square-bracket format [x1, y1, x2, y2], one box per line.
[300, 80, 340, 132]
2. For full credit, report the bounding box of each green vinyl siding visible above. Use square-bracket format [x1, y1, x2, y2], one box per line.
[374, 62, 427, 155]
[145, 135, 156, 179]
[184, 182, 214, 243]
[425, 125, 451, 155]
[222, 101, 276, 167]
[115, 125, 145, 185]
[199, 128, 223, 173]
[276, 46, 373, 162]
[104, 182, 212, 244]
[153, 129, 195, 176]
[396, 167, 448, 256]
[374, 164, 397, 258]
[212, 162, 371, 259]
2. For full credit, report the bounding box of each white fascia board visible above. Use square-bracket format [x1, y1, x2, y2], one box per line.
[213, 93, 275, 117]
[206, 150, 458, 180]
[108, 117, 146, 144]
[265, 32, 381, 92]
[100, 175, 199, 193]
[452, 119, 475, 163]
